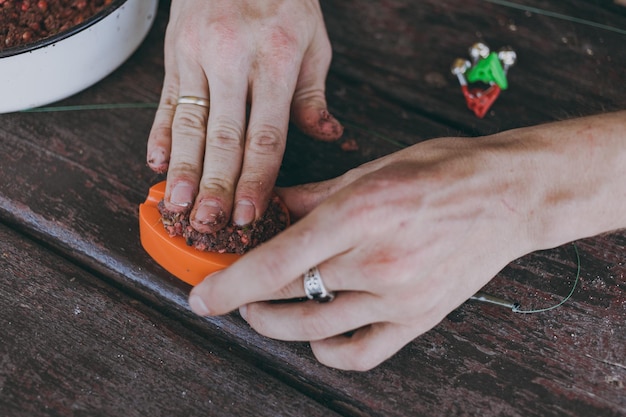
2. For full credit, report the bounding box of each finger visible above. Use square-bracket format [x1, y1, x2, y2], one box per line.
[231, 66, 296, 226]
[189, 205, 360, 315]
[311, 322, 419, 371]
[240, 291, 384, 341]
[276, 156, 374, 220]
[290, 28, 343, 142]
[146, 46, 180, 174]
[163, 62, 211, 212]
[189, 69, 249, 233]
[147, 86, 177, 173]
[262, 257, 375, 301]
[275, 177, 344, 220]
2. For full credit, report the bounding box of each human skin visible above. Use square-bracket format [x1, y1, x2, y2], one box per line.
[146, 0, 343, 233]
[188, 111, 626, 371]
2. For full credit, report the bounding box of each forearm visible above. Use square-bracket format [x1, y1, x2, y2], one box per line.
[485, 111, 626, 250]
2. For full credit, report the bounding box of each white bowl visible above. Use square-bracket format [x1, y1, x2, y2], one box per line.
[0, 0, 158, 114]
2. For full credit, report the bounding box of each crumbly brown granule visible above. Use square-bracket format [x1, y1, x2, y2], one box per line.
[158, 196, 289, 255]
[0, 0, 113, 51]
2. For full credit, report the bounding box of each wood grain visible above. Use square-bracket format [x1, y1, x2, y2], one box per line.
[0, 224, 339, 417]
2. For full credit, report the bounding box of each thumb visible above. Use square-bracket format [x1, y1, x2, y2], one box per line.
[291, 30, 343, 142]
[276, 177, 341, 220]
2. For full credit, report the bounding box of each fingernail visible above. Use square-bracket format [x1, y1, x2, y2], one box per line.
[195, 200, 224, 225]
[189, 294, 210, 316]
[233, 200, 255, 226]
[147, 147, 167, 166]
[170, 182, 194, 207]
[319, 110, 344, 139]
[239, 305, 248, 321]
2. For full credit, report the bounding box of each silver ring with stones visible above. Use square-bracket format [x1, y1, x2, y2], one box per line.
[303, 266, 335, 302]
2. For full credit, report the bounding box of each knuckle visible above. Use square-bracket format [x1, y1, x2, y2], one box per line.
[208, 119, 245, 152]
[257, 29, 300, 80]
[235, 176, 271, 198]
[173, 109, 207, 135]
[292, 87, 326, 107]
[247, 126, 285, 155]
[173, 25, 203, 56]
[168, 162, 201, 182]
[208, 21, 246, 58]
[200, 176, 234, 197]
[169, 161, 199, 175]
[266, 27, 299, 60]
[208, 20, 237, 40]
[173, 18, 247, 75]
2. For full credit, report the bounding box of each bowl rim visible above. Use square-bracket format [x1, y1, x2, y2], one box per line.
[0, 0, 129, 59]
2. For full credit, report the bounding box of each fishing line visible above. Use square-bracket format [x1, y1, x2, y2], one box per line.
[482, 0, 626, 36]
[513, 243, 581, 314]
[21, 103, 159, 112]
[18, 102, 412, 149]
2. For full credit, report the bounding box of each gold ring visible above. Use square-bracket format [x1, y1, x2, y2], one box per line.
[177, 96, 210, 108]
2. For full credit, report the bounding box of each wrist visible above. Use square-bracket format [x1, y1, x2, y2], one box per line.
[485, 112, 626, 251]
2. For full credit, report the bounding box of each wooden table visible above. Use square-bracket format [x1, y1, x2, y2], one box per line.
[1, 1, 625, 416]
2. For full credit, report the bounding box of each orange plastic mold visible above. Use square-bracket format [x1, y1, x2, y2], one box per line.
[139, 181, 240, 286]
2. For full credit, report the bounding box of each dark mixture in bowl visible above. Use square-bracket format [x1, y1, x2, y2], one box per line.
[0, 0, 113, 50]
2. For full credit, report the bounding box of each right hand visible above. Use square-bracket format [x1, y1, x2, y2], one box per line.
[188, 111, 626, 370]
[146, 0, 343, 233]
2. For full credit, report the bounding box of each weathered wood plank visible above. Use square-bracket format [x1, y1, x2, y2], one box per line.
[0, 1, 625, 416]
[0, 224, 341, 417]
[323, 0, 626, 133]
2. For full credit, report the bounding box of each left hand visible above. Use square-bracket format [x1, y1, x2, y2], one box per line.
[187, 134, 539, 370]
[146, 0, 342, 233]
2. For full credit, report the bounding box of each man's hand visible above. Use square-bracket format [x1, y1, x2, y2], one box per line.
[187, 112, 626, 370]
[147, 0, 343, 233]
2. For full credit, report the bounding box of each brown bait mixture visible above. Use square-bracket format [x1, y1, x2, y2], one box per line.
[0, 0, 113, 50]
[158, 196, 289, 255]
